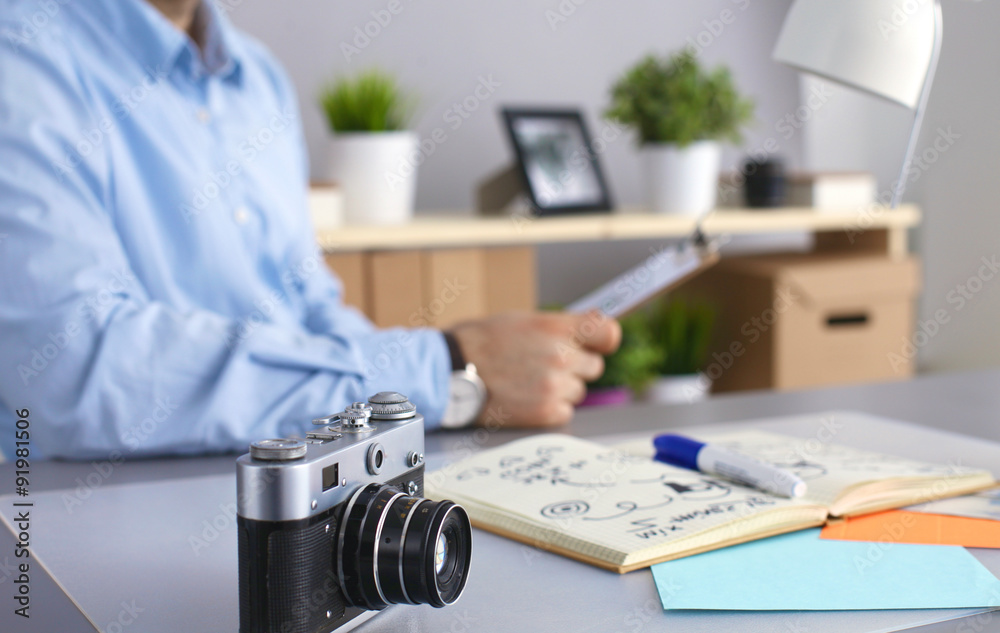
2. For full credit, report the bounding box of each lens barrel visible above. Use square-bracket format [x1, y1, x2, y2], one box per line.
[339, 484, 472, 610]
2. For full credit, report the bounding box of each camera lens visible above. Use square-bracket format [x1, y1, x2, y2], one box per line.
[339, 484, 472, 610]
[435, 533, 448, 573]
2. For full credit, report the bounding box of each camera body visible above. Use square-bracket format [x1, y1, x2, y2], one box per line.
[237, 392, 471, 633]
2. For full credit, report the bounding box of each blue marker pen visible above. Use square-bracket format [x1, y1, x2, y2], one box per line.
[654, 434, 807, 498]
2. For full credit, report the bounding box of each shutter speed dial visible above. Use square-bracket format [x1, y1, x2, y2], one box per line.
[368, 392, 417, 421]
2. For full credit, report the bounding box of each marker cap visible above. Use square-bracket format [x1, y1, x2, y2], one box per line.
[653, 434, 705, 470]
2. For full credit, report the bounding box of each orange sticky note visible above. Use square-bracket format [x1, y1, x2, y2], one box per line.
[821, 510, 1000, 549]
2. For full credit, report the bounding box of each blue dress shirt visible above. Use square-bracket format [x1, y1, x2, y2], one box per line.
[0, 0, 450, 459]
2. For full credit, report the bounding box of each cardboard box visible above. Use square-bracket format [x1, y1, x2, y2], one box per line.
[324, 252, 368, 313]
[368, 251, 425, 328]
[362, 247, 538, 328]
[680, 253, 921, 392]
[422, 249, 487, 329]
[483, 247, 536, 314]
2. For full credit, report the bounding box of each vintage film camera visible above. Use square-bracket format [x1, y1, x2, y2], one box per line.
[237, 392, 473, 633]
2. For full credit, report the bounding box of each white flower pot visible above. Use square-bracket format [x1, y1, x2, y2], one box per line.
[641, 140, 721, 216]
[327, 131, 418, 226]
[643, 374, 711, 405]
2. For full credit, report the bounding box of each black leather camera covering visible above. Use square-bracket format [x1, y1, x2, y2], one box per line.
[238, 469, 424, 633]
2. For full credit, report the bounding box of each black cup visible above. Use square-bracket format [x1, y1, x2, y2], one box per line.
[743, 158, 787, 209]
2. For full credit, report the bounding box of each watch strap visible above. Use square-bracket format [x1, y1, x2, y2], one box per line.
[443, 330, 466, 372]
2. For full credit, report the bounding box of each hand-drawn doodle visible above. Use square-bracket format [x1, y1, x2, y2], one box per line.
[535, 445, 565, 457]
[500, 456, 614, 488]
[582, 495, 675, 522]
[594, 451, 646, 465]
[455, 467, 491, 481]
[767, 459, 827, 480]
[631, 474, 733, 500]
[628, 516, 685, 539]
[667, 496, 776, 525]
[661, 479, 732, 500]
[540, 500, 591, 519]
[499, 456, 524, 468]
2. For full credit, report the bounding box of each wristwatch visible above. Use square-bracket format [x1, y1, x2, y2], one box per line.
[440, 331, 487, 429]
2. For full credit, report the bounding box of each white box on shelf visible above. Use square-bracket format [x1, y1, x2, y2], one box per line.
[309, 183, 345, 231]
[787, 172, 878, 212]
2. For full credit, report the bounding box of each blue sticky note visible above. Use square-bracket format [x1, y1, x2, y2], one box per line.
[651, 529, 1000, 610]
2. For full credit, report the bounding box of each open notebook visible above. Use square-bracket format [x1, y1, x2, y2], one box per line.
[426, 430, 996, 573]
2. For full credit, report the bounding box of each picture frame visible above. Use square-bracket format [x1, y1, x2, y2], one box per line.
[501, 108, 613, 215]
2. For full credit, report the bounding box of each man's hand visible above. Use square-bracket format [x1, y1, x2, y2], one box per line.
[449, 311, 621, 428]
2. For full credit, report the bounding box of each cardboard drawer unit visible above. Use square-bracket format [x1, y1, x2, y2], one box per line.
[324, 252, 368, 314]
[682, 254, 921, 393]
[324, 246, 537, 329]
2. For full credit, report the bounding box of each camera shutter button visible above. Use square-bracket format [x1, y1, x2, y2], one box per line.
[338, 402, 375, 432]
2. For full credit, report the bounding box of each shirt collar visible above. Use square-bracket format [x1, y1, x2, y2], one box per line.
[191, 1, 244, 83]
[93, 0, 244, 84]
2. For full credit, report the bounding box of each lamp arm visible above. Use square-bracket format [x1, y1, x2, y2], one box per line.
[890, 0, 944, 208]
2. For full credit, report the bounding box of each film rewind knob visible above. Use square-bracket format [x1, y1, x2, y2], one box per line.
[249, 438, 308, 461]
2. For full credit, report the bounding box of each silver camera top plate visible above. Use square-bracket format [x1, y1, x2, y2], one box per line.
[237, 394, 426, 522]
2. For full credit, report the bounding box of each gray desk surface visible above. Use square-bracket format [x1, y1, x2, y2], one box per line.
[2, 368, 1000, 633]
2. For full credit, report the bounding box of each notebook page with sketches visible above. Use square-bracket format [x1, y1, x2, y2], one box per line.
[616, 429, 995, 517]
[426, 434, 826, 573]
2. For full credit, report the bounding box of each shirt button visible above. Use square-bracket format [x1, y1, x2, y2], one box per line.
[196, 108, 211, 123]
[234, 207, 250, 225]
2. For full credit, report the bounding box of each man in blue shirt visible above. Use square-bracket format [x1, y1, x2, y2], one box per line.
[0, 0, 619, 458]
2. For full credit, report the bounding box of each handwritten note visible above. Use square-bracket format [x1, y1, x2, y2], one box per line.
[430, 431, 993, 569]
[427, 434, 812, 561]
[616, 429, 991, 512]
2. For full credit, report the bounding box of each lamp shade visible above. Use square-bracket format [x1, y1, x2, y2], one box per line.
[773, 0, 936, 109]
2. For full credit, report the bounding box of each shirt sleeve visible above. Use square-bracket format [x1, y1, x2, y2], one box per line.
[0, 28, 449, 459]
[256, 44, 452, 431]
[292, 256, 453, 432]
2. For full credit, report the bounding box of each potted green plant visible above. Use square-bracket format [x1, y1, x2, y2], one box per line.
[605, 50, 754, 216]
[583, 312, 663, 407]
[644, 298, 716, 404]
[320, 69, 416, 225]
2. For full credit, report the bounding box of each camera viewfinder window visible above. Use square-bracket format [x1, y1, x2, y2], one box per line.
[323, 462, 340, 491]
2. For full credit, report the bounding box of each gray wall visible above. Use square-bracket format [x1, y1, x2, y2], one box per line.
[229, 0, 801, 209]
[229, 0, 805, 304]
[231, 1, 999, 374]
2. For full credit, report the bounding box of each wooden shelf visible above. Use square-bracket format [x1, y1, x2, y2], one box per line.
[320, 205, 921, 329]
[317, 205, 921, 253]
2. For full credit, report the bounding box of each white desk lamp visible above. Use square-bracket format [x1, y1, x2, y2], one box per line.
[773, 0, 945, 208]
